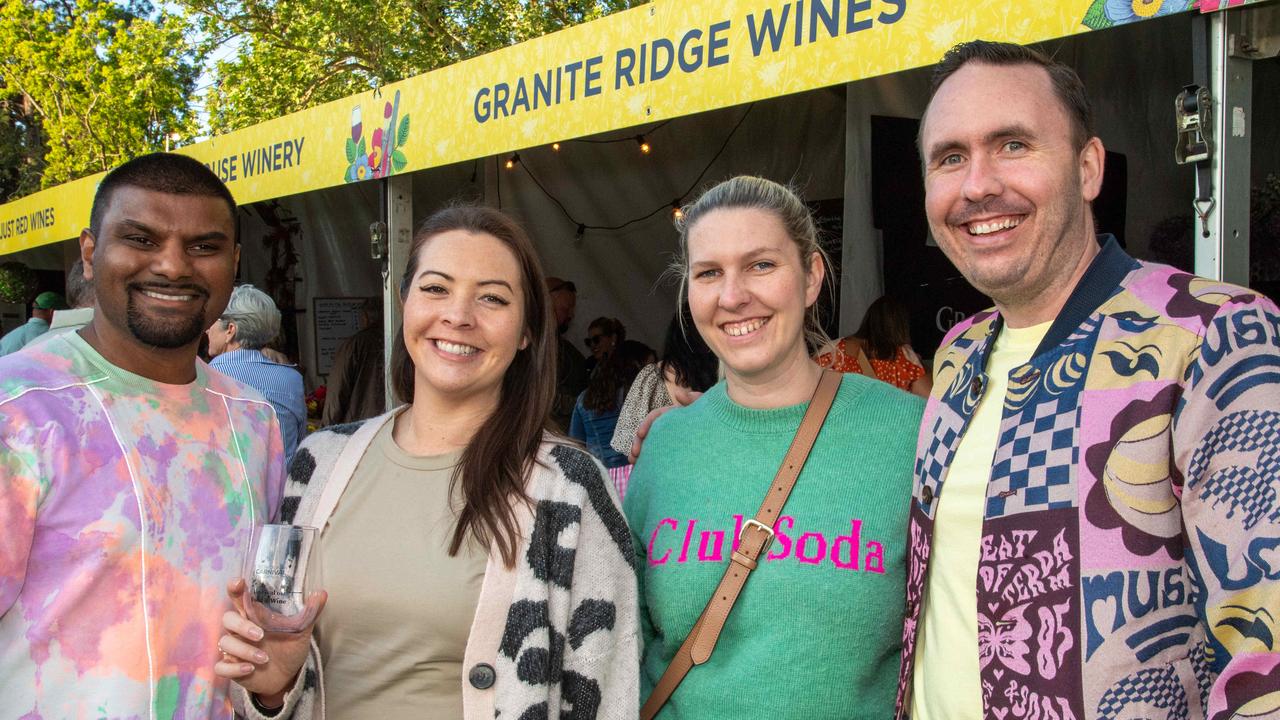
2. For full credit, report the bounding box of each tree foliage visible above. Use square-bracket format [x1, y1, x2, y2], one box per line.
[0, 0, 641, 200]
[188, 0, 645, 134]
[0, 86, 46, 200]
[0, 0, 201, 193]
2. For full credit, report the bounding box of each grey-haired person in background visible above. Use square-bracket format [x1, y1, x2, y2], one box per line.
[206, 284, 307, 465]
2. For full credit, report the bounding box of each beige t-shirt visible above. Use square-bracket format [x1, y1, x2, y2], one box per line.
[912, 321, 1050, 719]
[315, 419, 488, 719]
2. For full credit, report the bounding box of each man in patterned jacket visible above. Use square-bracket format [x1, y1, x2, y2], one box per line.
[900, 41, 1280, 720]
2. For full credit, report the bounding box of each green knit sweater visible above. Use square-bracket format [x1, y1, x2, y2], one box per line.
[624, 373, 923, 719]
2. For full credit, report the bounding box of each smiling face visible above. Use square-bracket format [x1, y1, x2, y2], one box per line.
[401, 230, 528, 408]
[921, 62, 1104, 318]
[586, 322, 616, 361]
[685, 207, 822, 388]
[80, 186, 238, 375]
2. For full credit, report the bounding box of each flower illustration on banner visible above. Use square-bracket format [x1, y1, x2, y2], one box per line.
[344, 90, 410, 183]
[1081, 0, 1194, 28]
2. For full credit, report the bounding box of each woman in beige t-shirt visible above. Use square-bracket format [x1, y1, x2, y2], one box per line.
[214, 206, 639, 720]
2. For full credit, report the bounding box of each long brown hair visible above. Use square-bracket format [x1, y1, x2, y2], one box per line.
[390, 205, 557, 568]
[854, 295, 913, 361]
[583, 339, 649, 413]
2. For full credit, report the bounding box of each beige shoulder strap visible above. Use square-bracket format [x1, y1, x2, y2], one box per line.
[309, 412, 389, 528]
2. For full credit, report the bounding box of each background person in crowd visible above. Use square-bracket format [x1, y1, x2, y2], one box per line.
[547, 276, 588, 430]
[610, 304, 719, 461]
[816, 295, 932, 397]
[0, 291, 66, 355]
[619, 338, 657, 366]
[624, 176, 923, 719]
[46, 259, 95, 335]
[900, 41, 1280, 720]
[215, 205, 638, 720]
[584, 315, 624, 376]
[0, 152, 286, 718]
[569, 337, 650, 497]
[321, 298, 386, 426]
[206, 284, 308, 466]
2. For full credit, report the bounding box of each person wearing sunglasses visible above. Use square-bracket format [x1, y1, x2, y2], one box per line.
[584, 316, 624, 376]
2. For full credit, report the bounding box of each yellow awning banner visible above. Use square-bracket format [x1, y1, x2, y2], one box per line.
[0, 0, 1193, 255]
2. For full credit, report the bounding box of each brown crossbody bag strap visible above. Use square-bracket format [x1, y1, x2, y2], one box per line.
[639, 369, 842, 720]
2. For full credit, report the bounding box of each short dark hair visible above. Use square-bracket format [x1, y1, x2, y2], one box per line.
[926, 40, 1095, 151]
[660, 303, 718, 393]
[89, 152, 237, 240]
[547, 278, 576, 294]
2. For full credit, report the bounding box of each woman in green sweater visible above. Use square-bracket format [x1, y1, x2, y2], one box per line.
[623, 176, 924, 719]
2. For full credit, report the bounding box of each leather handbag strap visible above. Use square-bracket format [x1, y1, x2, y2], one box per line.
[640, 370, 842, 720]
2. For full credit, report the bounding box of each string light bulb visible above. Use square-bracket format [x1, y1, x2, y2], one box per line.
[671, 200, 684, 221]
[552, 142, 561, 152]
[635, 135, 651, 154]
[505, 153, 520, 169]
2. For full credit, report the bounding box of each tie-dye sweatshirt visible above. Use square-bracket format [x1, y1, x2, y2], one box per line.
[0, 331, 286, 720]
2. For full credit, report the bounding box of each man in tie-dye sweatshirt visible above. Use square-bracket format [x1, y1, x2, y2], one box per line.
[0, 153, 286, 719]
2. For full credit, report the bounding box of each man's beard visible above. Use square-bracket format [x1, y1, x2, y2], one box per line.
[126, 285, 210, 349]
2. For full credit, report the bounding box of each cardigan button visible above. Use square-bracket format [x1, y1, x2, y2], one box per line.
[469, 663, 496, 690]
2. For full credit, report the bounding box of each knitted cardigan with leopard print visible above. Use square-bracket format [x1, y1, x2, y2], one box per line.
[232, 409, 640, 720]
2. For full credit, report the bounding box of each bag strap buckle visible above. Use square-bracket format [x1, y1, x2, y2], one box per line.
[738, 518, 775, 558]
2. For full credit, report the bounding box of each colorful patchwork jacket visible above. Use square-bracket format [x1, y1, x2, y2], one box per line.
[896, 238, 1280, 720]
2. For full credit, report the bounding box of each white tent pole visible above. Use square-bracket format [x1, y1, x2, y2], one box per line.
[841, 84, 884, 336]
[1194, 8, 1254, 283]
[383, 173, 413, 409]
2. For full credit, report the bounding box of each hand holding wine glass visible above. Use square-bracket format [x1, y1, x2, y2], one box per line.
[243, 524, 324, 633]
[214, 524, 327, 704]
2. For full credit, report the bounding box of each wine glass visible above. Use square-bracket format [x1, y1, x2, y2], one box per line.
[243, 524, 323, 634]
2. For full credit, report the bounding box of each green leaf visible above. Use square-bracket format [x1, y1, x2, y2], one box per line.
[357, 136, 366, 158]
[397, 115, 410, 148]
[345, 137, 356, 163]
[391, 149, 407, 173]
[1080, 0, 1113, 31]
